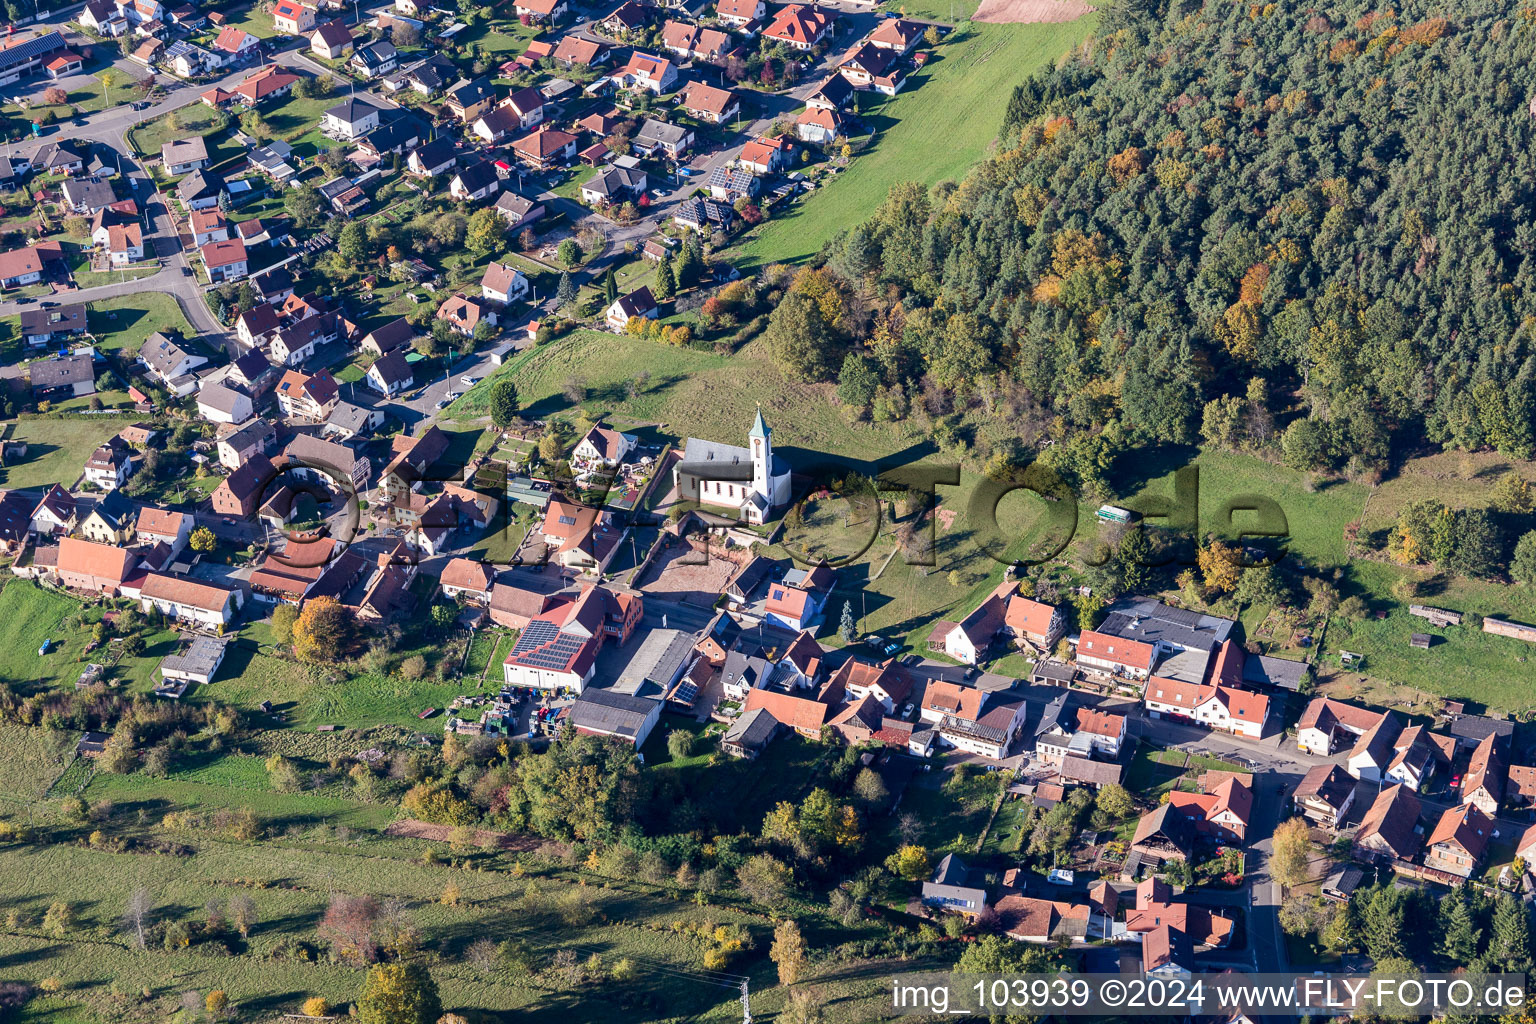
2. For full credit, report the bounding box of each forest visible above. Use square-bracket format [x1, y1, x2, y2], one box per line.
[765, 0, 1536, 495]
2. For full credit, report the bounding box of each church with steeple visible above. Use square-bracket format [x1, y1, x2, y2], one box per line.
[673, 408, 794, 524]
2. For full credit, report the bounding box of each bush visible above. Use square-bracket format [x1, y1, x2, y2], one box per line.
[400, 654, 427, 680]
[302, 996, 330, 1017]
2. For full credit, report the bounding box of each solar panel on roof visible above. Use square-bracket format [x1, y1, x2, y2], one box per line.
[674, 683, 698, 703]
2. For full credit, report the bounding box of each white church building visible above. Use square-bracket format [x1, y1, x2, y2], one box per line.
[673, 409, 793, 524]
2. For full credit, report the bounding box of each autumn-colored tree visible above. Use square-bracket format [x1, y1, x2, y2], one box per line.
[1197, 540, 1243, 594]
[189, 526, 217, 553]
[1270, 817, 1312, 889]
[292, 595, 354, 663]
[356, 963, 440, 1024]
[888, 844, 930, 881]
[303, 996, 330, 1017]
[318, 894, 383, 965]
[771, 919, 806, 985]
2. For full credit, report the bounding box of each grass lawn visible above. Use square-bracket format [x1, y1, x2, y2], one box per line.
[220, 3, 282, 38]
[9, 71, 138, 123]
[734, 18, 1096, 267]
[456, 18, 543, 56]
[71, 261, 160, 289]
[0, 581, 178, 695]
[126, 101, 227, 157]
[895, 768, 1004, 855]
[0, 419, 125, 490]
[88, 293, 194, 351]
[0, 722, 74, 813]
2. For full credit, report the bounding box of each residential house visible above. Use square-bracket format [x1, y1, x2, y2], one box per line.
[552, 35, 607, 67]
[617, 51, 676, 94]
[511, 126, 578, 169]
[449, 161, 501, 201]
[407, 137, 457, 178]
[323, 97, 382, 139]
[673, 195, 733, 234]
[438, 557, 494, 602]
[325, 401, 385, 441]
[921, 854, 987, 915]
[868, 16, 924, 53]
[103, 222, 144, 267]
[365, 350, 413, 396]
[217, 420, 275, 469]
[135, 507, 192, 555]
[21, 303, 87, 347]
[581, 164, 647, 205]
[661, 20, 730, 62]
[737, 135, 793, 174]
[83, 438, 134, 490]
[1294, 764, 1356, 828]
[285, 433, 370, 493]
[29, 485, 77, 539]
[680, 81, 740, 125]
[161, 137, 209, 174]
[211, 454, 274, 517]
[270, 0, 316, 34]
[445, 77, 497, 122]
[598, 0, 651, 36]
[836, 41, 906, 94]
[804, 74, 853, 110]
[139, 572, 240, 628]
[1384, 724, 1455, 791]
[29, 351, 95, 400]
[721, 706, 780, 758]
[513, 0, 566, 22]
[360, 316, 417, 356]
[189, 209, 228, 246]
[348, 39, 396, 77]
[480, 261, 530, 305]
[633, 118, 693, 160]
[572, 423, 636, 469]
[57, 537, 137, 596]
[1142, 675, 1269, 740]
[201, 65, 299, 108]
[437, 293, 495, 336]
[1354, 784, 1423, 863]
[538, 498, 625, 572]
[796, 106, 845, 144]
[1462, 733, 1506, 816]
[828, 658, 912, 715]
[29, 140, 86, 176]
[196, 382, 253, 424]
[1075, 629, 1155, 680]
[1425, 803, 1494, 878]
[716, 0, 765, 26]
[310, 21, 353, 58]
[0, 246, 42, 288]
[274, 369, 339, 420]
[761, 561, 833, 632]
[605, 285, 659, 330]
[1166, 771, 1254, 844]
[502, 86, 545, 129]
[139, 332, 207, 391]
[763, 3, 834, 49]
[60, 176, 116, 215]
[79, 489, 136, 543]
[1297, 697, 1390, 757]
[212, 25, 260, 62]
[492, 190, 545, 231]
[201, 237, 248, 283]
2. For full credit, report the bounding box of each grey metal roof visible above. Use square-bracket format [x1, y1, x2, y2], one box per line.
[613, 628, 693, 697]
[1098, 597, 1234, 653]
[1448, 715, 1515, 744]
[1241, 653, 1308, 691]
[569, 687, 657, 739]
[159, 636, 228, 682]
[724, 705, 779, 747]
[1034, 689, 1070, 739]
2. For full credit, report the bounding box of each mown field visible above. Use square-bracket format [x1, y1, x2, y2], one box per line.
[87, 294, 195, 352]
[734, 17, 1096, 268]
[0, 419, 126, 490]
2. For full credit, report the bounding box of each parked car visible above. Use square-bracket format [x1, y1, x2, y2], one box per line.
[901, 701, 915, 719]
[460, 375, 479, 386]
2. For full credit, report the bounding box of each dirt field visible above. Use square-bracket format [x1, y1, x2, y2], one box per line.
[973, 0, 1094, 23]
[637, 541, 737, 607]
[385, 818, 559, 853]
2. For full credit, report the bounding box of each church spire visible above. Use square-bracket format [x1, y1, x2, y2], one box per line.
[749, 404, 769, 440]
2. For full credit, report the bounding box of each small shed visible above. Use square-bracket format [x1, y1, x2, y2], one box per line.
[1410, 633, 1433, 650]
[76, 731, 109, 756]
